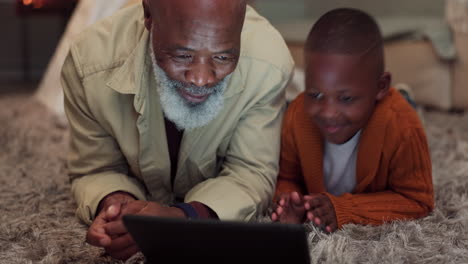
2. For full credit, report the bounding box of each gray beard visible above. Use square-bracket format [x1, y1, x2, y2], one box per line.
[149, 40, 231, 131]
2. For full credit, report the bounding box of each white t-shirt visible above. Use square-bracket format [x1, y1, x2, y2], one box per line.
[323, 131, 361, 196]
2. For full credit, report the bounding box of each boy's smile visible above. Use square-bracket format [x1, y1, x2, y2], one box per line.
[304, 52, 389, 144]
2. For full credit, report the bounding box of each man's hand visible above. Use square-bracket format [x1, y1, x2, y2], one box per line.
[271, 192, 306, 224]
[101, 200, 186, 260]
[304, 194, 338, 233]
[86, 192, 136, 248]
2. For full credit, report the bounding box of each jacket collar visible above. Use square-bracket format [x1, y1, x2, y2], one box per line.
[354, 88, 395, 192]
[106, 28, 149, 95]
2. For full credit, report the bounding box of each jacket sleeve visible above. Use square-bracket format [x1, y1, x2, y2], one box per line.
[324, 127, 434, 228]
[184, 63, 294, 221]
[274, 101, 306, 199]
[61, 51, 147, 225]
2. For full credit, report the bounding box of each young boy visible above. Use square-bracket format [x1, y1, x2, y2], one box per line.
[271, 8, 434, 233]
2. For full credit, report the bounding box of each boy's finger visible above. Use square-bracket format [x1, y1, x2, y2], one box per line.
[304, 194, 319, 201]
[271, 212, 278, 222]
[313, 216, 321, 226]
[276, 206, 284, 216]
[312, 207, 325, 218]
[290, 192, 302, 205]
[306, 197, 321, 209]
[325, 212, 338, 232]
[325, 219, 338, 233]
[313, 217, 329, 231]
[279, 198, 285, 206]
[306, 211, 314, 222]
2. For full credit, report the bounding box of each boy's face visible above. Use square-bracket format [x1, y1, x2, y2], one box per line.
[304, 52, 389, 144]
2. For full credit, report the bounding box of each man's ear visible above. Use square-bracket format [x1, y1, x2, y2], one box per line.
[142, 0, 152, 31]
[376, 72, 391, 101]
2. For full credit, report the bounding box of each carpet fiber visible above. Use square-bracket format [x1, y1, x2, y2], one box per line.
[1, 94, 467, 264]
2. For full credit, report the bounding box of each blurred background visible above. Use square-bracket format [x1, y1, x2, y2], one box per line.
[0, 0, 467, 113]
[0, 0, 76, 93]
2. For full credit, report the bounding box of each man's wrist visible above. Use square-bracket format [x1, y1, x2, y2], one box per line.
[170, 202, 219, 220]
[170, 203, 199, 219]
[189, 201, 219, 219]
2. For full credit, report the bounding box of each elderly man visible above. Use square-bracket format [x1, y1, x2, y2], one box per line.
[62, 0, 293, 260]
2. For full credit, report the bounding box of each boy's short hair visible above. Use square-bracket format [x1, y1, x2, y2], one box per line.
[306, 8, 383, 54]
[305, 8, 384, 74]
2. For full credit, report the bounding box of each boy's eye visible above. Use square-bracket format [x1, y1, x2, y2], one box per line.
[340, 95, 354, 103]
[309, 92, 323, 100]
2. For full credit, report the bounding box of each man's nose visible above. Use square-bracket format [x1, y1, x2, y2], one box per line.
[185, 62, 216, 88]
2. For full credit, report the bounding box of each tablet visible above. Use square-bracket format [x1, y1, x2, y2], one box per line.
[123, 214, 310, 264]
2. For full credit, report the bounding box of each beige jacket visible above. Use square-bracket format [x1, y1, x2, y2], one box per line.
[62, 4, 294, 224]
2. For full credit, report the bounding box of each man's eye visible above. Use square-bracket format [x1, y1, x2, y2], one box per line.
[214, 55, 233, 64]
[173, 54, 192, 61]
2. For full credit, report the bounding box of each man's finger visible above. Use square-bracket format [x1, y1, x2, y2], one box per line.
[107, 244, 140, 261]
[104, 204, 121, 221]
[104, 233, 136, 253]
[86, 225, 112, 247]
[86, 213, 112, 247]
[104, 220, 128, 237]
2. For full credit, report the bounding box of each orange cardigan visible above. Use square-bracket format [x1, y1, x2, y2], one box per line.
[276, 88, 434, 228]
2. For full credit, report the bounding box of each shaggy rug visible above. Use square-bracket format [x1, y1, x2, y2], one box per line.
[0, 93, 467, 264]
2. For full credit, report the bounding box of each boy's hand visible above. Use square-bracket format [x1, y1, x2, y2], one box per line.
[271, 192, 306, 224]
[304, 194, 338, 233]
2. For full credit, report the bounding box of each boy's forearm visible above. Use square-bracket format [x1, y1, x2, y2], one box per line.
[324, 191, 434, 228]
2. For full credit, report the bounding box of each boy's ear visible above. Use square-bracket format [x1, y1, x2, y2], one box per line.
[376, 72, 391, 101]
[143, 0, 152, 31]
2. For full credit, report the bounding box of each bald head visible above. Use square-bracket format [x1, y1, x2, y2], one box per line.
[151, 0, 247, 16]
[144, 0, 246, 33]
